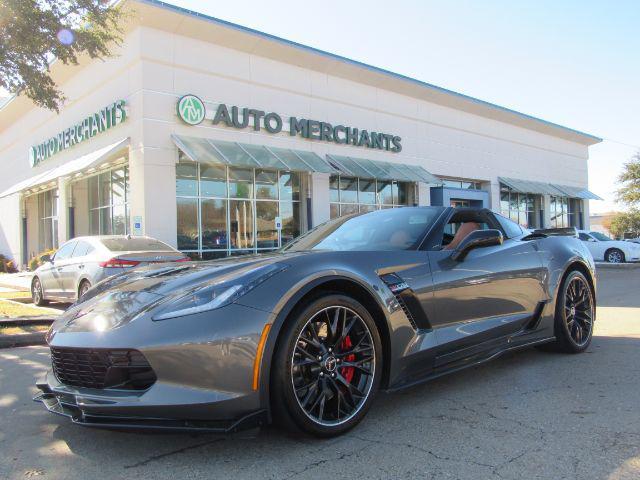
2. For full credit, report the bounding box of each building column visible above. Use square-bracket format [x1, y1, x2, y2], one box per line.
[57, 177, 70, 246]
[489, 181, 501, 212]
[310, 172, 330, 227]
[542, 194, 552, 228]
[128, 145, 178, 247]
[582, 200, 590, 230]
[19, 197, 27, 268]
[417, 182, 431, 206]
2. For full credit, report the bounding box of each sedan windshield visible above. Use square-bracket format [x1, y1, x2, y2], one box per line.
[590, 232, 613, 242]
[283, 207, 444, 252]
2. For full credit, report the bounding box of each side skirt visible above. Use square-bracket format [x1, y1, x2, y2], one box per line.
[384, 335, 556, 393]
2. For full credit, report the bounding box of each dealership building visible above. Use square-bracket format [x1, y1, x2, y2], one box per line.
[0, 0, 602, 267]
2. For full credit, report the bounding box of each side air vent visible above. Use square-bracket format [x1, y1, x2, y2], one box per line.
[394, 294, 418, 330]
[379, 273, 426, 330]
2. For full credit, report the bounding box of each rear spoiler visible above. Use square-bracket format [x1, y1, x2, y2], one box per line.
[525, 227, 578, 239]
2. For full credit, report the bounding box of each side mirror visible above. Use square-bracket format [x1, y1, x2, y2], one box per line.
[451, 229, 503, 262]
[41, 254, 52, 264]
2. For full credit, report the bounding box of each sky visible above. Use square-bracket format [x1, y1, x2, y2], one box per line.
[165, 0, 640, 214]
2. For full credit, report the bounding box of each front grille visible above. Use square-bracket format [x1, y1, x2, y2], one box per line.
[50, 347, 156, 390]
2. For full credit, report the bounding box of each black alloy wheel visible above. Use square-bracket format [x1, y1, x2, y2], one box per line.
[553, 271, 595, 353]
[273, 294, 381, 437]
[31, 277, 47, 306]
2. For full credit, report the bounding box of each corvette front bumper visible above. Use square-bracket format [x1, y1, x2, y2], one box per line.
[36, 302, 274, 432]
[34, 370, 267, 433]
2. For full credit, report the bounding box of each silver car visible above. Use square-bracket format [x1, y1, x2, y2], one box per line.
[31, 236, 188, 305]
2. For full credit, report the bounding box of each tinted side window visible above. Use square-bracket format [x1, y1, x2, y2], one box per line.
[54, 241, 77, 261]
[578, 233, 591, 241]
[494, 214, 523, 239]
[72, 241, 94, 257]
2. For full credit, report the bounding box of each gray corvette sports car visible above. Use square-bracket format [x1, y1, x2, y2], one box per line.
[36, 206, 596, 437]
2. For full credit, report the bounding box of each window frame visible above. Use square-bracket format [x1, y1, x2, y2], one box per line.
[86, 165, 131, 236]
[176, 153, 302, 258]
[329, 175, 412, 219]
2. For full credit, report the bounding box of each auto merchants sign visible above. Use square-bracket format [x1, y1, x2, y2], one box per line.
[29, 100, 127, 168]
[177, 94, 402, 153]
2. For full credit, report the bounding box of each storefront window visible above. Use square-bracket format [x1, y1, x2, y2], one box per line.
[88, 166, 130, 235]
[176, 153, 301, 257]
[37, 189, 58, 251]
[550, 196, 581, 228]
[329, 175, 411, 219]
[500, 184, 537, 228]
[441, 178, 483, 190]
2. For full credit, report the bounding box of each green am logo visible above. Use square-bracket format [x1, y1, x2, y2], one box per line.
[177, 94, 206, 125]
[29, 146, 37, 167]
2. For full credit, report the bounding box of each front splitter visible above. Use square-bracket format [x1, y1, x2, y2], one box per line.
[33, 386, 268, 434]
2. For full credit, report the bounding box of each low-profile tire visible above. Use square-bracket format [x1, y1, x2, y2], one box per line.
[78, 280, 91, 300]
[31, 277, 48, 306]
[549, 270, 595, 353]
[605, 248, 625, 263]
[272, 293, 382, 437]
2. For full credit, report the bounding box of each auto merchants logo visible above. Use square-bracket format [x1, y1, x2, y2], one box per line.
[177, 94, 206, 125]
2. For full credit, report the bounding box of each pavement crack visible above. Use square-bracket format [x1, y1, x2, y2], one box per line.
[282, 443, 371, 479]
[123, 437, 225, 469]
[347, 434, 495, 469]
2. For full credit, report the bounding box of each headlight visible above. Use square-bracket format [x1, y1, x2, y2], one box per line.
[152, 263, 287, 321]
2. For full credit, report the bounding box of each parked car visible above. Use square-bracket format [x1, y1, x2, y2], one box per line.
[37, 207, 596, 437]
[31, 236, 188, 305]
[578, 230, 640, 263]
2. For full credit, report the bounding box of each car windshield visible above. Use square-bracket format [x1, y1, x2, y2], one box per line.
[590, 232, 613, 241]
[283, 207, 444, 252]
[101, 237, 174, 252]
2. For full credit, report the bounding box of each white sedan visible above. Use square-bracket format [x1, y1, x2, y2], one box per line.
[578, 230, 640, 263]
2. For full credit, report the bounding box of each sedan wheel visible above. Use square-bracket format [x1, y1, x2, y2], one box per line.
[273, 294, 382, 437]
[31, 277, 48, 306]
[606, 249, 624, 263]
[78, 281, 91, 299]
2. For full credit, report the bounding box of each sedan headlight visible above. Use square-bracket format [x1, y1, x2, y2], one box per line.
[153, 263, 287, 321]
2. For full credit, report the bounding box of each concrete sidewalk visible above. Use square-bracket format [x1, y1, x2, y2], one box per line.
[0, 272, 33, 292]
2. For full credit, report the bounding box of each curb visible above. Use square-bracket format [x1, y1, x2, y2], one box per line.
[595, 262, 640, 270]
[0, 332, 46, 348]
[0, 282, 31, 292]
[0, 318, 55, 327]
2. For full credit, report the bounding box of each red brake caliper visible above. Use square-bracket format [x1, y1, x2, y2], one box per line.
[340, 336, 356, 383]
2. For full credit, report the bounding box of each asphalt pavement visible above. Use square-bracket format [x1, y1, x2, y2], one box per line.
[0, 267, 639, 480]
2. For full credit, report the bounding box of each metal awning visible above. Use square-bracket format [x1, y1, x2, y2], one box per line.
[172, 135, 336, 174]
[499, 177, 602, 200]
[0, 138, 129, 198]
[172, 135, 442, 184]
[551, 184, 603, 200]
[326, 154, 442, 184]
